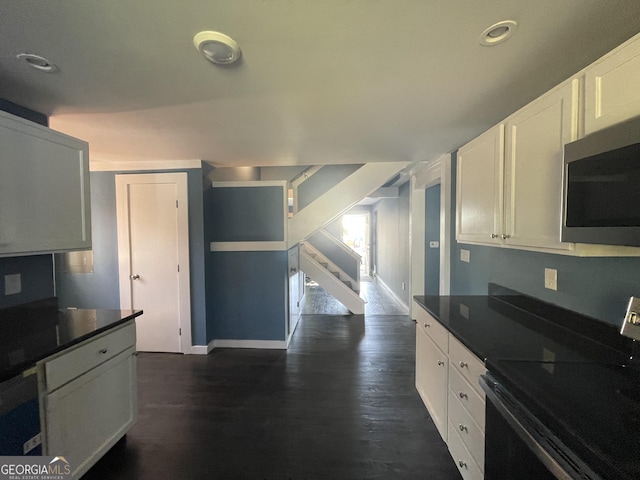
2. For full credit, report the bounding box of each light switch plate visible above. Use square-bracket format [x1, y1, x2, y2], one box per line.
[460, 249, 470, 263]
[544, 268, 557, 291]
[4, 274, 21, 295]
[429, 241, 440, 248]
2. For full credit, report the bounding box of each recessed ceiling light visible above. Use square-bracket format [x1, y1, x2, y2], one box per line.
[479, 20, 517, 46]
[193, 31, 241, 65]
[16, 53, 58, 72]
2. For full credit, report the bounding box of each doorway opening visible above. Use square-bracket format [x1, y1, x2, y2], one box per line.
[342, 213, 370, 278]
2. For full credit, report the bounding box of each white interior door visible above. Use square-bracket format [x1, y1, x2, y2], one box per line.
[116, 173, 191, 353]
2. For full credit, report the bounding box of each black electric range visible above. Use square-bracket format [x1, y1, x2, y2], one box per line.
[414, 284, 639, 480]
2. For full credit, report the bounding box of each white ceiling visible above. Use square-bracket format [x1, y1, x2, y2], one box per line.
[1, 1, 640, 168]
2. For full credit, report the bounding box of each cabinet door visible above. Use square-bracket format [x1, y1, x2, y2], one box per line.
[0, 111, 91, 256]
[503, 81, 578, 250]
[416, 326, 448, 442]
[43, 349, 136, 479]
[456, 124, 504, 245]
[584, 34, 640, 135]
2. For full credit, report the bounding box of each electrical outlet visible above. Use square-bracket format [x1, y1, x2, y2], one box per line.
[4, 274, 21, 295]
[460, 249, 470, 263]
[620, 296, 640, 340]
[429, 241, 440, 248]
[544, 268, 557, 291]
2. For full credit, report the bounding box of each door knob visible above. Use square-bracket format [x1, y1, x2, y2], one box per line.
[130, 274, 140, 280]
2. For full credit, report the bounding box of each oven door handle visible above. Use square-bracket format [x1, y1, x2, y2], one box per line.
[479, 375, 576, 480]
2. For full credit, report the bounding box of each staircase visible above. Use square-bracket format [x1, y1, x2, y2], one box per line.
[290, 161, 409, 314]
[300, 240, 365, 314]
[288, 162, 410, 247]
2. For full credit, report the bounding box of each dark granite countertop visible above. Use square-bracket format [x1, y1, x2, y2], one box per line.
[413, 285, 640, 480]
[0, 297, 142, 383]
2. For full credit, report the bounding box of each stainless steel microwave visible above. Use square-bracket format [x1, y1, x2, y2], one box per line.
[562, 116, 640, 247]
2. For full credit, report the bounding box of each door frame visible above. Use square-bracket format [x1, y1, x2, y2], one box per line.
[115, 172, 192, 353]
[411, 154, 452, 301]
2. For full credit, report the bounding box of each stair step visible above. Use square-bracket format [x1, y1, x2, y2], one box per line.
[331, 271, 340, 278]
[342, 280, 352, 289]
[320, 262, 328, 268]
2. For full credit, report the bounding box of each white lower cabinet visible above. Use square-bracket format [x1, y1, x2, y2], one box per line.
[447, 422, 484, 480]
[416, 325, 449, 441]
[414, 303, 486, 478]
[38, 322, 137, 479]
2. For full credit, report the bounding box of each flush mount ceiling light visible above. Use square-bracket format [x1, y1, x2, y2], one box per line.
[479, 20, 518, 46]
[193, 31, 241, 65]
[16, 53, 57, 72]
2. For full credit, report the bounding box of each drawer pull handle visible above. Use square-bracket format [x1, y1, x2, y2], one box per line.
[459, 424, 468, 432]
[458, 460, 467, 469]
[437, 360, 445, 366]
[459, 391, 468, 399]
[99, 348, 108, 354]
[424, 323, 430, 328]
[459, 361, 468, 368]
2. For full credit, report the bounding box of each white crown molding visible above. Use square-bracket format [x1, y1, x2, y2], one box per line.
[91, 159, 202, 172]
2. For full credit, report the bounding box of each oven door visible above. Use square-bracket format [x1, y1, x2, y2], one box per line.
[480, 374, 601, 480]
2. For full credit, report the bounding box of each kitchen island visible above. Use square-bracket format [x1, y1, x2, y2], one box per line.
[0, 297, 142, 478]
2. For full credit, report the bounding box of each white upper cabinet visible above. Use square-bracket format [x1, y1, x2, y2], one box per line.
[584, 33, 640, 135]
[456, 82, 578, 252]
[456, 124, 504, 245]
[503, 80, 579, 250]
[0, 110, 91, 256]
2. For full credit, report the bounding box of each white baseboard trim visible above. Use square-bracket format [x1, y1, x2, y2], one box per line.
[212, 339, 288, 350]
[188, 345, 212, 355]
[189, 338, 289, 354]
[376, 277, 410, 312]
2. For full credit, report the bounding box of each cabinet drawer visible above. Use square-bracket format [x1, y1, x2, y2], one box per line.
[44, 322, 136, 392]
[414, 305, 448, 353]
[43, 348, 136, 478]
[449, 366, 485, 432]
[449, 337, 485, 397]
[448, 390, 485, 471]
[447, 424, 484, 480]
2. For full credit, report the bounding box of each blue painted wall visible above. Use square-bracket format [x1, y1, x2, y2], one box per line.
[0, 99, 47, 126]
[425, 184, 441, 295]
[55, 171, 119, 309]
[448, 154, 640, 325]
[203, 186, 289, 343]
[204, 184, 287, 343]
[297, 165, 361, 210]
[208, 186, 284, 242]
[56, 168, 208, 345]
[0, 256, 54, 308]
[373, 181, 411, 305]
[0, 100, 54, 309]
[207, 251, 287, 341]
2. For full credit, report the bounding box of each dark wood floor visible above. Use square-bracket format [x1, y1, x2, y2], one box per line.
[301, 276, 409, 316]
[84, 314, 461, 479]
